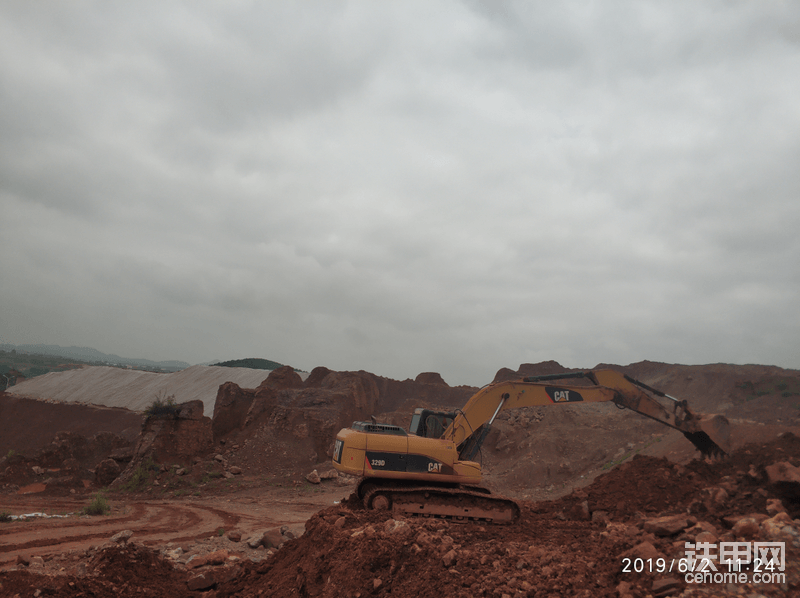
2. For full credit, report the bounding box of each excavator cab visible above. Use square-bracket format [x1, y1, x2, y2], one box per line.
[409, 408, 456, 438]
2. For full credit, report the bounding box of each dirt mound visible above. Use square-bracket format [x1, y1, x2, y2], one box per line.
[0, 543, 192, 597]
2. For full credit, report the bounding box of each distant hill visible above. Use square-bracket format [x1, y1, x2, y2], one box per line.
[0, 343, 189, 372]
[215, 358, 286, 370]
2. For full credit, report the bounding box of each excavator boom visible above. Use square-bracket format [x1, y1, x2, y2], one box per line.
[448, 369, 730, 460]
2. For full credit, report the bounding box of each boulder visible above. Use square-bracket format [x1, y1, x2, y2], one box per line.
[227, 530, 242, 542]
[765, 461, 800, 484]
[306, 470, 321, 484]
[111, 530, 133, 544]
[187, 572, 215, 591]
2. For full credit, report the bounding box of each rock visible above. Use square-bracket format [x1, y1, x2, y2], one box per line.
[766, 498, 786, 515]
[711, 487, 728, 505]
[246, 534, 264, 549]
[732, 517, 760, 540]
[591, 510, 609, 524]
[723, 513, 768, 528]
[229, 466, 242, 475]
[760, 512, 796, 541]
[16, 554, 30, 566]
[224, 472, 235, 479]
[442, 549, 458, 567]
[261, 529, 285, 549]
[29, 556, 44, 568]
[335, 516, 346, 528]
[176, 468, 186, 476]
[187, 572, 215, 591]
[384, 519, 411, 538]
[623, 541, 661, 561]
[205, 549, 229, 566]
[765, 461, 800, 485]
[95, 458, 121, 486]
[319, 469, 339, 480]
[111, 530, 133, 544]
[306, 470, 321, 484]
[643, 515, 688, 537]
[164, 548, 183, 560]
[214, 454, 225, 463]
[373, 578, 383, 591]
[32, 466, 45, 475]
[186, 555, 206, 569]
[227, 530, 242, 542]
[693, 521, 718, 535]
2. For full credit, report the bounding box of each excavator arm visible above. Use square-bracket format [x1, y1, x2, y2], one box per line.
[446, 369, 729, 460]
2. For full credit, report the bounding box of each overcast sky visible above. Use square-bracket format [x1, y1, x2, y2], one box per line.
[1, 1, 799, 386]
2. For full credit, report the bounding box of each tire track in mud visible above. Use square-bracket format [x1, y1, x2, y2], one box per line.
[0, 501, 240, 566]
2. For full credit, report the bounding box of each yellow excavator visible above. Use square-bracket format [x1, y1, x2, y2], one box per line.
[332, 369, 730, 523]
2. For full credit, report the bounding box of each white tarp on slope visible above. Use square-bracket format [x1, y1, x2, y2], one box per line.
[7, 365, 275, 417]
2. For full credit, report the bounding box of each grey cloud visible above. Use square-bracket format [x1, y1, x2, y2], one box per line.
[1, 1, 798, 385]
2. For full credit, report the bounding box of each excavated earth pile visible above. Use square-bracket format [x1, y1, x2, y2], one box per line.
[2, 434, 798, 597]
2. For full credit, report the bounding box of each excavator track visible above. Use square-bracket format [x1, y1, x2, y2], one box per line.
[361, 482, 520, 524]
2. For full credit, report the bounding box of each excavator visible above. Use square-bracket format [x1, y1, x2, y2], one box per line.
[331, 369, 730, 523]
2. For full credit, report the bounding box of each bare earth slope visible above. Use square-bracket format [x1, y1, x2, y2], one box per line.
[0, 392, 142, 457]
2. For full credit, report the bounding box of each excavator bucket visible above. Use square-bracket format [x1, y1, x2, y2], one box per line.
[683, 414, 731, 457]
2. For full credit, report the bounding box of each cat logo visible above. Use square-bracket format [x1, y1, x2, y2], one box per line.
[428, 461, 442, 473]
[553, 390, 570, 402]
[546, 386, 584, 403]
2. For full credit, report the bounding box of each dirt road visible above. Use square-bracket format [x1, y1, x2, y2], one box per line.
[0, 484, 348, 570]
